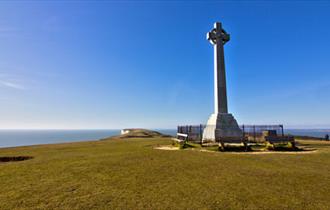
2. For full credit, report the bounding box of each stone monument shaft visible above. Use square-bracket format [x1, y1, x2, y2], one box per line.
[203, 22, 242, 142]
[207, 22, 230, 114]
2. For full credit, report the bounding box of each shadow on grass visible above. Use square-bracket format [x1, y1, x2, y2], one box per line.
[181, 143, 198, 149]
[0, 156, 33, 163]
[219, 146, 252, 152]
[272, 147, 304, 151]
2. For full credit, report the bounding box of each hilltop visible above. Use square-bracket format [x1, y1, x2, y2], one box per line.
[0, 136, 329, 209]
[103, 128, 172, 139]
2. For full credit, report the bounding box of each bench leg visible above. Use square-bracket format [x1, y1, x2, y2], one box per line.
[243, 142, 248, 152]
[219, 142, 225, 151]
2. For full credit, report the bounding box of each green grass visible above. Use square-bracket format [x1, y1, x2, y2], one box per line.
[0, 138, 329, 209]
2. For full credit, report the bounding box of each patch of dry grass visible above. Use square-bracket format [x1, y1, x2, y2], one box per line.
[0, 138, 329, 209]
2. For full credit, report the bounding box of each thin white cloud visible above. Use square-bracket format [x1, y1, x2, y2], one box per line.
[0, 72, 27, 90]
[0, 80, 25, 90]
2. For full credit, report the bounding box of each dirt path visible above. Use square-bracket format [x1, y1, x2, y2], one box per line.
[154, 146, 180, 150]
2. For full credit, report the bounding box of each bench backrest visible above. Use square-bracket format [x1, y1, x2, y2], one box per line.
[177, 133, 188, 138]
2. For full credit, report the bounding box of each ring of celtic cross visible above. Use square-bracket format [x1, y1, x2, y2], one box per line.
[207, 28, 230, 45]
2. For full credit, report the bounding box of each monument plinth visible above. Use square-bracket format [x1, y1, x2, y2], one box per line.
[202, 22, 242, 142]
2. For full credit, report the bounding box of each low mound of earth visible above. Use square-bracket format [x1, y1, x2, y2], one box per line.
[103, 129, 171, 140]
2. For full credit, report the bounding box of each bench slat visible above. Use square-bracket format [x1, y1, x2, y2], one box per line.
[177, 133, 188, 138]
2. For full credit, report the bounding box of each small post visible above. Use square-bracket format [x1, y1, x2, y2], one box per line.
[242, 124, 246, 150]
[199, 124, 203, 144]
[242, 124, 245, 138]
[189, 126, 192, 141]
[253, 125, 256, 141]
[281, 125, 284, 137]
[243, 141, 248, 152]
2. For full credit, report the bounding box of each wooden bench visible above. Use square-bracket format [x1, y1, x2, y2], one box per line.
[176, 133, 188, 141]
[265, 136, 295, 147]
[265, 136, 295, 143]
[171, 133, 188, 145]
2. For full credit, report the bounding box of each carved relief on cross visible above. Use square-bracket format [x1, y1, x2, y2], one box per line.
[207, 22, 230, 45]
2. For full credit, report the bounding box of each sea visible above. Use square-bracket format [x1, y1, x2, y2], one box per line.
[0, 129, 329, 148]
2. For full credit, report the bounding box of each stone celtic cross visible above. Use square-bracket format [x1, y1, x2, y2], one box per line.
[202, 22, 242, 142]
[207, 22, 230, 114]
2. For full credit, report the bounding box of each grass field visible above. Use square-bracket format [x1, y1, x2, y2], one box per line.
[0, 137, 329, 209]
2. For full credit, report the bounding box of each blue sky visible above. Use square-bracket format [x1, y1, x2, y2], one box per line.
[0, 1, 329, 129]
